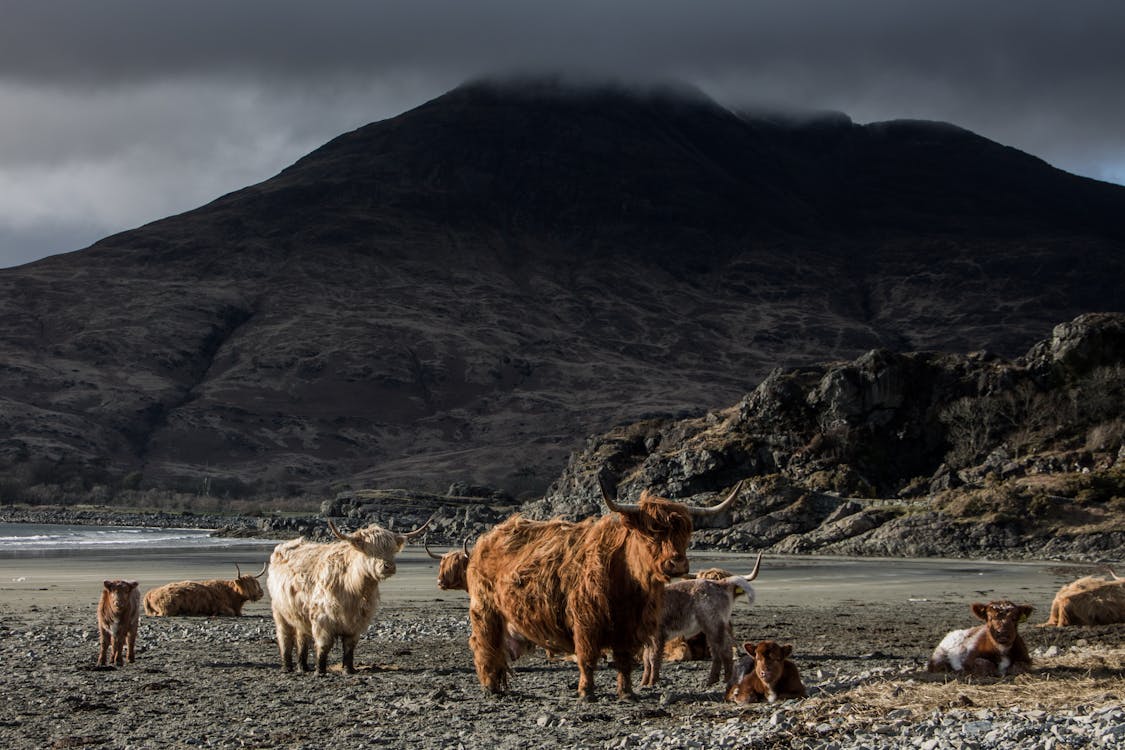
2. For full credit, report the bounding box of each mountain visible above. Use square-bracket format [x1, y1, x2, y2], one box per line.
[1, 78, 1123, 504]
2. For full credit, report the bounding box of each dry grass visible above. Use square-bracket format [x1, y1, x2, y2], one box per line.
[787, 647, 1125, 728]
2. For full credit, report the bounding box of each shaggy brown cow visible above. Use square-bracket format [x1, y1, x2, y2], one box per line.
[725, 641, 807, 703]
[1041, 570, 1125, 627]
[928, 600, 1034, 676]
[268, 516, 431, 674]
[143, 563, 267, 616]
[97, 579, 140, 667]
[466, 476, 742, 700]
[426, 538, 471, 591]
[642, 553, 762, 687]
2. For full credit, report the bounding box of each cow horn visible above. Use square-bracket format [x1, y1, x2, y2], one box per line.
[327, 518, 352, 542]
[401, 513, 435, 540]
[462, 538, 470, 556]
[235, 563, 242, 578]
[1109, 567, 1122, 581]
[599, 473, 641, 514]
[745, 551, 763, 582]
[254, 562, 268, 578]
[684, 480, 745, 517]
[424, 537, 443, 560]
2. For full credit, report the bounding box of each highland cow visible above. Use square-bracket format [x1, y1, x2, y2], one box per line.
[725, 641, 807, 703]
[466, 476, 742, 699]
[143, 563, 267, 617]
[97, 579, 140, 667]
[928, 600, 1034, 676]
[267, 517, 430, 674]
[1041, 570, 1125, 627]
[642, 552, 762, 687]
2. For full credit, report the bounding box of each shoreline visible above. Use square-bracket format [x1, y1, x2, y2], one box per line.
[1, 545, 1121, 748]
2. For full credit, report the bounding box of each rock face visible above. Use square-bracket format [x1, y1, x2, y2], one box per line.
[0, 78, 1123, 503]
[529, 312, 1125, 560]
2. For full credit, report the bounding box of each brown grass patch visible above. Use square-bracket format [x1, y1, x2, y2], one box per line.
[785, 647, 1125, 729]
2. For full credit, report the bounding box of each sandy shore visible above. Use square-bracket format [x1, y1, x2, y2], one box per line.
[0, 547, 1121, 749]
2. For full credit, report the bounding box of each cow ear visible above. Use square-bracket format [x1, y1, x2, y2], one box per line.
[1018, 605, 1034, 622]
[103, 580, 113, 589]
[971, 602, 989, 621]
[781, 644, 793, 658]
[742, 641, 756, 655]
[126, 581, 139, 590]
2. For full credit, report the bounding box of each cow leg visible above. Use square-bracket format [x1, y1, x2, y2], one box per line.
[97, 627, 109, 666]
[468, 600, 509, 694]
[574, 634, 600, 701]
[126, 626, 137, 664]
[274, 617, 296, 672]
[705, 624, 734, 686]
[640, 645, 655, 687]
[315, 634, 336, 675]
[298, 636, 313, 672]
[111, 632, 124, 666]
[612, 648, 636, 700]
[341, 634, 359, 674]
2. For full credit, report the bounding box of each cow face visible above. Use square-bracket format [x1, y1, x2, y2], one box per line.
[749, 640, 791, 687]
[437, 551, 470, 590]
[103, 579, 139, 605]
[620, 493, 693, 580]
[971, 600, 1033, 647]
[235, 575, 266, 601]
[344, 525, 406, 579]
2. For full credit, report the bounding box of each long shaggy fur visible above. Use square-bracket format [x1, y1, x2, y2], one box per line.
[267, 524, 405, 674]
[1042, 575, 1125, 626]
[143, 574, 264, 617]
[467, 491, 694, 699]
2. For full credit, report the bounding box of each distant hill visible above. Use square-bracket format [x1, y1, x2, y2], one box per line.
[1, 78, 1123, 505]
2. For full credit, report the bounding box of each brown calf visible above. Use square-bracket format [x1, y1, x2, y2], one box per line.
[928, 600, 1033, 676]
[725, 641, 807, 703]
[143, 563, 267, 617]
[1041, 570, 1125, 627]
[97, 580, 140, 667]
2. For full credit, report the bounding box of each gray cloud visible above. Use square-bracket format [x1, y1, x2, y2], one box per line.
[2, 0, 1123, 267]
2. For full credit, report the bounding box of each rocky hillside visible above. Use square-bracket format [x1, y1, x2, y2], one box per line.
[0, 78, 1123, 505]
[519, 313, 1125, 560]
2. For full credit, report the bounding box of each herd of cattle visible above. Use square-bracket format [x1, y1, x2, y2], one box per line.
[94, 478, 1125, 704]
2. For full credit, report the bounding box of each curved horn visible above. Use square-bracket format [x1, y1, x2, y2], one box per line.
[684, 480, 745, 517]
[326, 518, 351, 542]
[254, 562, 268, 578]
[462, 537, 470, 556]
[424, 536, 443, 560]
[401, 513, 435, 540]
[235, 563, 242, 578]
[599, 473, 640, 514]
[744, 551, 763, 582]
[1109, 567, 1122, 581]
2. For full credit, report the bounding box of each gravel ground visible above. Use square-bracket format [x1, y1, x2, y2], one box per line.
[1, 594, 1121, 749]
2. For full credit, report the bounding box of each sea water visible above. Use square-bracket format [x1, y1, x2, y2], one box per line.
[0, 522, 271, 558]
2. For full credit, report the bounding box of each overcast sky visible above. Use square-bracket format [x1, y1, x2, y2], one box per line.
[2, 0, 1123, 268]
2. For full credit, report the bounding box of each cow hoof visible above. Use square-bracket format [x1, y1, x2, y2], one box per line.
[617, 693, 637, 703]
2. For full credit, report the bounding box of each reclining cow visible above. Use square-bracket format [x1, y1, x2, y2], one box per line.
[1041, 569, 1125, 627]
[143, 563, 267, 617]
[928, 600, 1033, 677]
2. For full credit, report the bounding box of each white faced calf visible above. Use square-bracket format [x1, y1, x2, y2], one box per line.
[928, 600, 1033, 677]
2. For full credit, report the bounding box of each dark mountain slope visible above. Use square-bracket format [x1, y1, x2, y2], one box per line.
[0, 79, 1122, 502]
